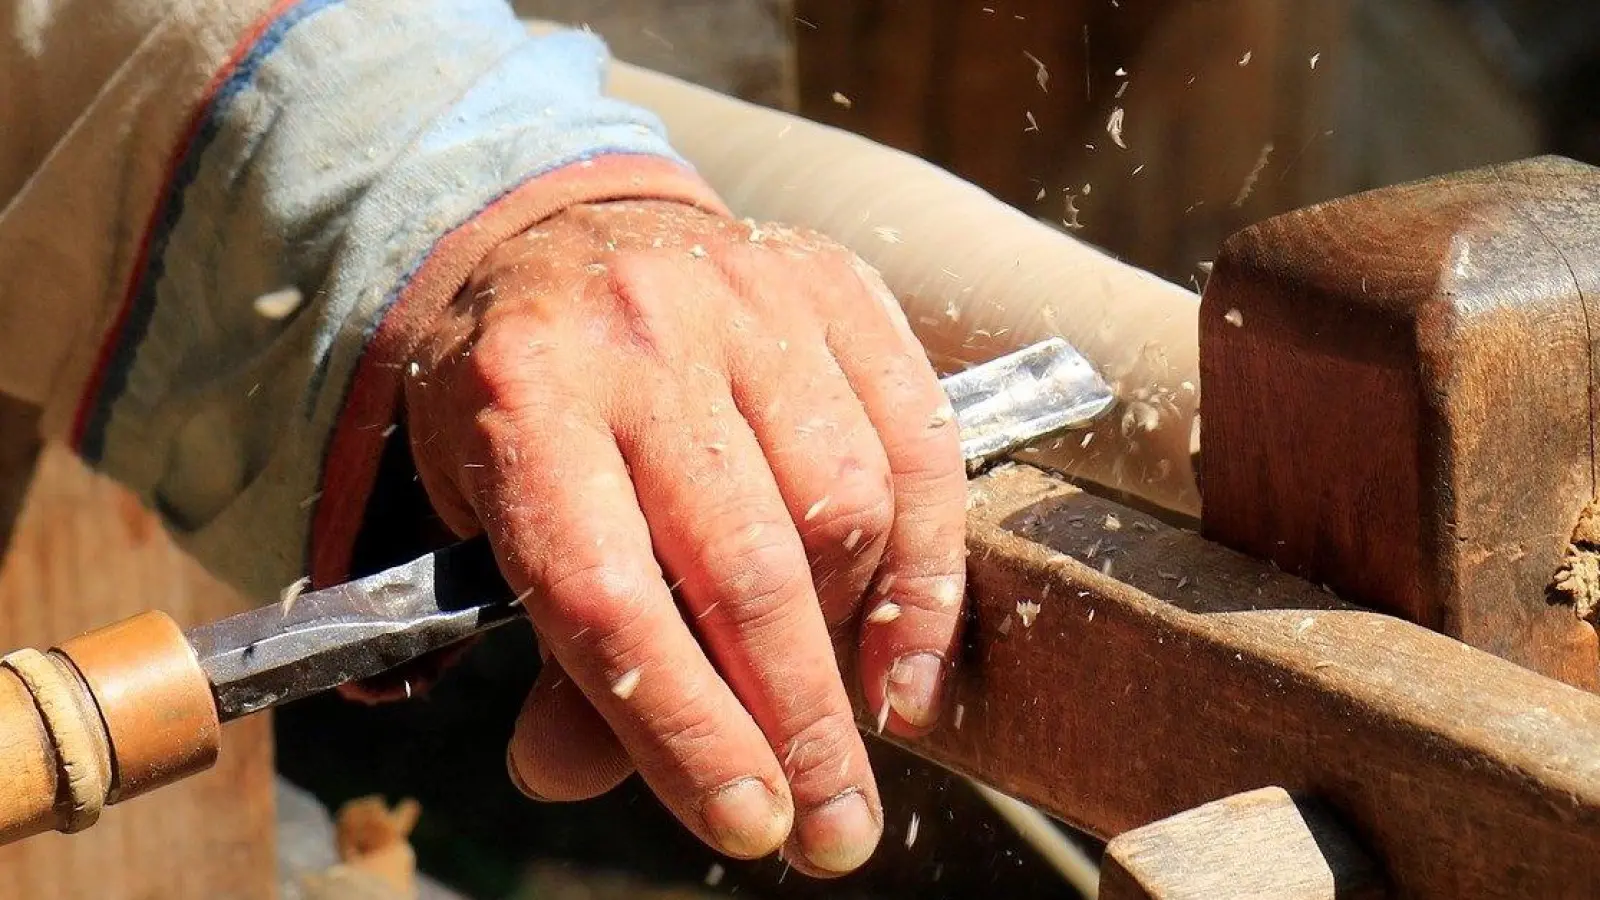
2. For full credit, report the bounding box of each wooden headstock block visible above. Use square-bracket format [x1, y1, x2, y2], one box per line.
[1200, 156, 1600, 690]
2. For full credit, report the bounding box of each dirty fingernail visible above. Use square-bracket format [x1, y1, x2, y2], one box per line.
[506, 746, 547, 801]
[886, 652, 945, 729]
[797, 789, 881, 874]
[703, 778, 790, 859]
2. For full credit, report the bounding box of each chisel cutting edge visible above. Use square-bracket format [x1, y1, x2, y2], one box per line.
[0, 337, 1112, 843]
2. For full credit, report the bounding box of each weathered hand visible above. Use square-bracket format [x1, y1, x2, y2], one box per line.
[404, 200, 967, 875]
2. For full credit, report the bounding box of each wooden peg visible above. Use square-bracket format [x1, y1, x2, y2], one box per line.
[1200, 155, 1600, 689]
[1100, 787, 1387, 900]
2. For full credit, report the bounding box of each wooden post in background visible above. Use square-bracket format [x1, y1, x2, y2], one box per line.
[794, 0, 1542, 286]
[0, 444, 275, 898]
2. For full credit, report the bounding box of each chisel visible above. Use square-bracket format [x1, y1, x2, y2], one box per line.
[0, 337, 1113, 844]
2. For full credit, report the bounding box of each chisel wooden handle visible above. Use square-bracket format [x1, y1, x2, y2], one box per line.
[0, 612, 219, 843]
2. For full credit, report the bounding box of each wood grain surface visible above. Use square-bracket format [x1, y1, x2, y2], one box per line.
[1200, 155, 1600, 690]
[0, 445, 275, 899]
[1099, 787, 1387, 900]
[872, 463, 1600, 898]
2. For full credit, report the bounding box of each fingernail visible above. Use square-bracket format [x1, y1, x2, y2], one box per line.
[703, 778, 790, 859]
[886, 652, 945, 729]
[506, 746, 547, 801]
[797, 789, 881, 874]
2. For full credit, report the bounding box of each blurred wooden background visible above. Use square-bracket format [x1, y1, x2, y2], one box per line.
[792, 0, 1600, 285]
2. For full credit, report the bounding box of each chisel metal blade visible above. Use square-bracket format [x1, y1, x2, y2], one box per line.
[187, 337, 1114, 721]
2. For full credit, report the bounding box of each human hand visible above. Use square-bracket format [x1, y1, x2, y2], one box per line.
[403, 199, 967, 875]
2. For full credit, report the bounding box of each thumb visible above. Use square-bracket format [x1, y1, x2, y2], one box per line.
[508, 657, 634, 801]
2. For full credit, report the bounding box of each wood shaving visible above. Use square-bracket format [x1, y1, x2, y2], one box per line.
[1121, 402, 1160, 437]
[805, 496, 831, 522]
[1103, 514, 1122, 532]
[1062, 192, 1084, 230]
[1553, 500, 1600, 621]
[610, 667, 642, 700]
[279, 576, 310, 618]
[1238, 51, 1253, 66]
[705, 864, 725, 887]
[953, 703, 966, 730]
[832, 91, 853, 108]
[1232, 142, 1274, 207]
[252, 287, 303, 320]
[873, 225, 903, 244]
[1023, 51, 1050, 92]
[1224, 308, 1245, 327]
[843, 528, 864, 551]
[866, 602, 903, 625]
[689, 244, 707, 258]
[1106, 108, 1127, 149]
[906, 812, 922, 848]
[1016, 600, 1041, 627]
[1310, 52, 1321, 70]
[929, 402, 955, 428]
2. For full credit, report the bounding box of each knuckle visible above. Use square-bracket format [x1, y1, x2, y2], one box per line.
[777, 708, 862, 788]
[651, 700, 729, 767]
[703, 517, 811, 631]
[885, 428, 966, 497]
[803, 486, 892, 555]
[455, 327, 557, 417]
[542, 558, 659, 635]
[882, 569, 966, 615]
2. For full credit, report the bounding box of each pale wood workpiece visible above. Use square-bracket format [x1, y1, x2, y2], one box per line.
[876, 463, 1600, 898]
[1099, 787, 1387, 900]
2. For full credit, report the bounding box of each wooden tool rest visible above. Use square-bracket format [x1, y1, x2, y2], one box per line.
[863, 157, 1600, 898]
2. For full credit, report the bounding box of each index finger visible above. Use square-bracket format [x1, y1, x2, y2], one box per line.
[826, 259, 969, 736]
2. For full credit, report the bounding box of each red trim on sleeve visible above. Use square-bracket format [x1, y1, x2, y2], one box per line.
[309, 154, 729, 587]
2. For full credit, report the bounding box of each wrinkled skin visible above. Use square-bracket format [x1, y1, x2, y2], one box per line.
[404, 199, 967, 876]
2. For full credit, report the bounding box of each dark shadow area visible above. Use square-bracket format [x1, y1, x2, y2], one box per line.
[0, 395, 42, 561]
[275, 622, 1089, 899]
